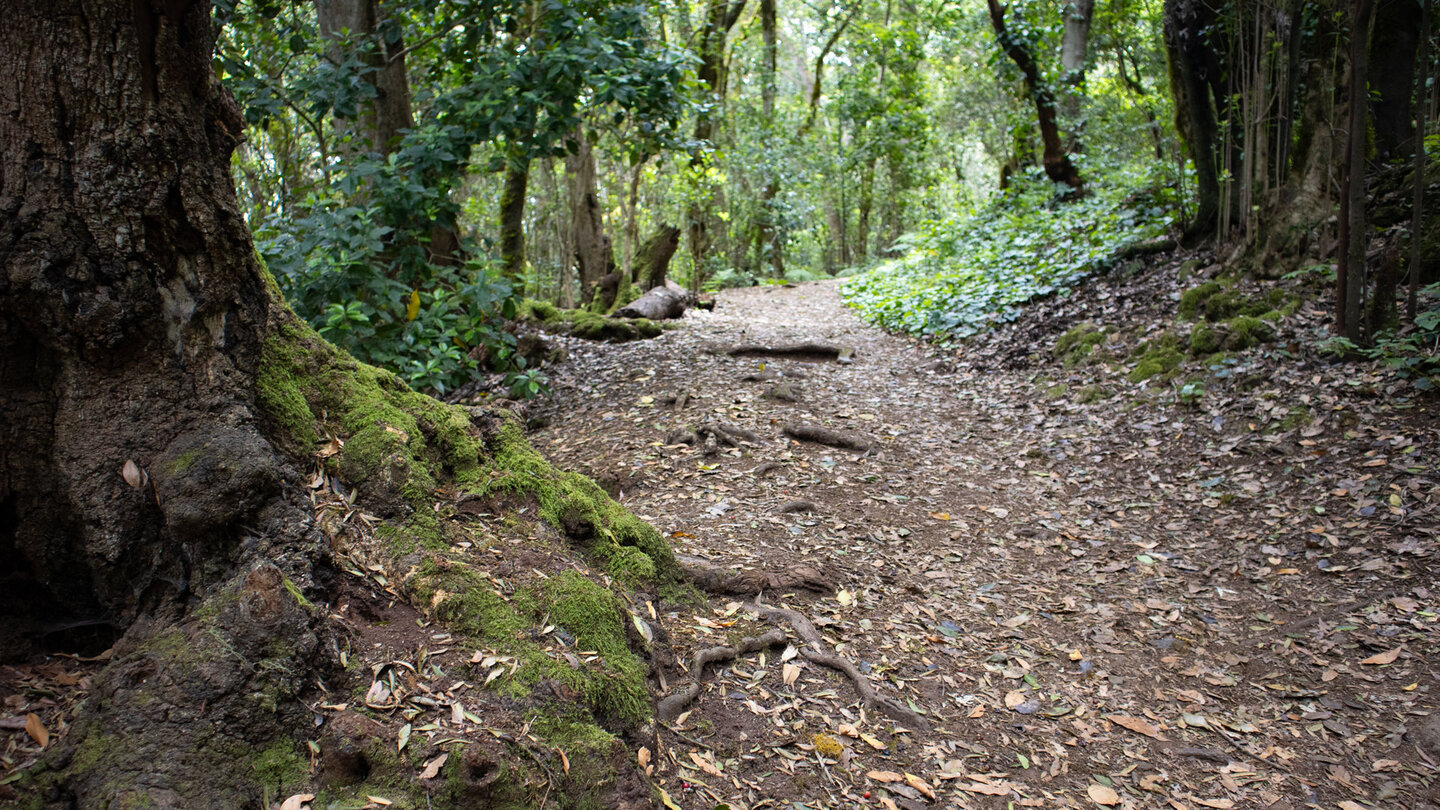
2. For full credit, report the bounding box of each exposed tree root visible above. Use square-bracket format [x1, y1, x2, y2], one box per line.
[728, 342, 854, 363]
[665, 422, 763, 449]
[782, 422, 872, 452]
[776, 499, 817, 514]
[656, 629, 788, 722]
[677, 554, 833, 594]
[744, 600, 930, 731]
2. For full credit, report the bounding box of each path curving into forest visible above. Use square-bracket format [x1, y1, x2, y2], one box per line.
[533, 279, 1439, 810]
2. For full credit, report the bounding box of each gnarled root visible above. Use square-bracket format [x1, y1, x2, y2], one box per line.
[657, 629, 788, 723]
[677, 554, 833, 595]
[744, 600, 930, 731]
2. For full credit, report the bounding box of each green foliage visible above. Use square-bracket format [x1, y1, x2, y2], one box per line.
[841, 169, 1176, 337]
[1128, 333, 1185, 382]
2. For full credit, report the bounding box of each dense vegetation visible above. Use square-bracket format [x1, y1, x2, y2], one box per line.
[219, 0, 1436, 394]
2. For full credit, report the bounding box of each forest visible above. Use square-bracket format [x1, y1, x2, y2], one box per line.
[0, 0, 1436, 808]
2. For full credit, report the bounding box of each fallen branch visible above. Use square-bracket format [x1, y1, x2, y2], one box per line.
[729, 342, 854, 363]
[782, 423, 871, 452]
[656, 629, 788, 723]
[744, 600, 930, 731]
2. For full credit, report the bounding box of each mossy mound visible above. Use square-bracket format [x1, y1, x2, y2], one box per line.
[1128, 334, 1185, 383]
[1053, 323, 1107, 367]
[1178, 281, 1292, 324]
[517, 299, 662, 343]
[1188, 316, 1277, 356]
[411, 561, 651, 730]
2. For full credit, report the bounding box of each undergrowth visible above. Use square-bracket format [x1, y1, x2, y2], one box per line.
[840, 168, 1176, 337]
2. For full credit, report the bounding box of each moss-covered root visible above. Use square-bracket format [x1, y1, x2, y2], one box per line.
[257, 314, 483, 509]
[408, 560, 652, 731]
[474, 419, 679, 589]
[27, 564, 330, 809]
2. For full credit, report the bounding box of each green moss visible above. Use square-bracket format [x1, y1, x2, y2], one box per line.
[163, 449, 203, 475]
[1279, 405, 1312, 431]
[1224, 315, 1275, 349]
[473, 420, 678, 585]
[1041, 383, 1068, 399]
[1053, 323, 1107, 367]
[543, 572, 649, 727]
[607, 546, 657, 587]
[1072, 385, 1112, 404]
[1189, 324, 1223, 355]
[1128, 335, 1185, 383]
[256, 317, 484, 508]
[560, 310, 662, 342]
[250, 739, 307, 794]
[520, 299, 562, 322]
[1178, 282, 1224, 320]
[281, 578, 314, 611]
[413, 559, 651, 730]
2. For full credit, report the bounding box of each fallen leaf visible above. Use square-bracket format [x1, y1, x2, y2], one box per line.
[859, 733, 888, 751]
[419, 754, 448, 780]
[397, 723, 411, 751]
[279, 794, 314, 810]
[558, 748, 570, 775]
[866, 770, 905, 783]
[1087, 783, 1120, 805]
[836, 588, 854, 607]
[1004, 690, 1028, 709]
[905, 773, 937, 800]
[783, 662, 802, 686]
[1192, 799, 1234, 809]
[658, 788, 683, 810]
[689, 751, 722, 776]
[1360, 647, 1402, 666]
[958, 780, 1010, 795]
[365, 797, 393, 807]
[1107, 713, 1166, 740]
[637, 746, 652, 774]
[122, 459, 144, 489]
[24, 713, 48, 748]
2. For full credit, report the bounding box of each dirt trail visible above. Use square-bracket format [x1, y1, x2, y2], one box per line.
[534, 280, 1439, 810]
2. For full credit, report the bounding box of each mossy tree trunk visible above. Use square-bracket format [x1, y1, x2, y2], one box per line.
[1, 1, 337, 805]
[634, 225, 683, 290]
[566, 127, 616, 304]
[500, 142, 532, 284]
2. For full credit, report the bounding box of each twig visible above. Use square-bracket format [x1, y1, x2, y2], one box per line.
[744, 599, 930, 731]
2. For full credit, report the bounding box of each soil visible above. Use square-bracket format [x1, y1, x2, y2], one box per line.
[528, 275, 1440, 809]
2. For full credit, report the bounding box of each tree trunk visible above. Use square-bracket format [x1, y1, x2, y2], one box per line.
[1337, 0, 1373, 341]
[1164, 0, 1223, 240]
[688, 0, 748, 281]
[987, 0, 1085, 196]
[566, 128, 615, 304]
[316, 0, 415, 156]
[500, 143, 532, 285]
[1409, 0, 1432, 320]
[756, 0, 785, 277]
[1059, 0, 1096, 135]
[635, 225, 683, 290]
[1, 0, 335, 801]
[1369, 0, 1422, 162]
[857, 157, 876, 260]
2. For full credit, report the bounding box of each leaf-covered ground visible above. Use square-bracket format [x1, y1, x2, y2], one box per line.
[528, 265, 1440, 809]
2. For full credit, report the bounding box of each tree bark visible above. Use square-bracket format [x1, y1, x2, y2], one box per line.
[688, 0, 749, 286]
[1059, 0, 1096, 131]
[1369, 0, 1422, 162]
[634, 225, 683, 290]
[500, 143, 532, 285]
[1337, 0, 1373, 341]
[1, 1, 334, 802]
[987, 0, 1085, 196]
[565, 128, 615, 304]
[1409, 0, 1432, 320]
[1164, 0, 1223, 239]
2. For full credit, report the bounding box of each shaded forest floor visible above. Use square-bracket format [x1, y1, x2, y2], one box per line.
[529, 266, 1440, 809]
